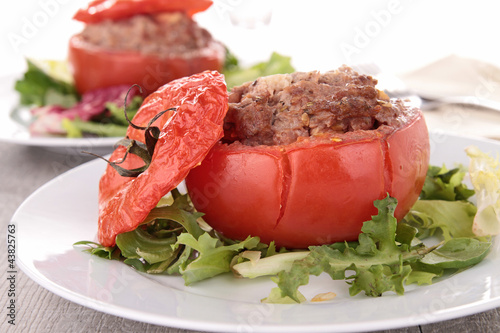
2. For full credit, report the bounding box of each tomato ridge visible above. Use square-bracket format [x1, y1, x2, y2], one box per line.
[274, 148, 292, 230]
[381, 135, 394, 199]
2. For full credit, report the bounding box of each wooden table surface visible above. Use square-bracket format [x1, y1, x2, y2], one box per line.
[1, 142, 500, 333]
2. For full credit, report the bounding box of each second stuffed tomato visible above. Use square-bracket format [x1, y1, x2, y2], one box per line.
[69, 0, 225, 95]
[185, 67, 430, 249]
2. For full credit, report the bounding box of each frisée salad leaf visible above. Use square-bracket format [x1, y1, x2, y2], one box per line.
[235, 196, 490, 303]
[465, 145, 500, 236]
[75, 149, 496, 303]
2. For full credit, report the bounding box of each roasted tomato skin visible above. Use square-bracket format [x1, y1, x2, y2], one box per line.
[98, 71, 228, 247]
[73, 0, 213, 23]
[185, 108, 430, 249]
[68, 36, 225, 95]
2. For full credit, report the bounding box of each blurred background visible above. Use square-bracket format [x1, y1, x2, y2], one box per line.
[2, 0, 500, 141]
[1, 0, 499, 77]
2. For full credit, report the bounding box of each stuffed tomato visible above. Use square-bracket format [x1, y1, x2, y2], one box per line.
[185, 67, 430, 249]
[69, 0, 225, 95]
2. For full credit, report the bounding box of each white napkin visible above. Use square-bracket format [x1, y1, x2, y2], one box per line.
[400, 55, 500, 140]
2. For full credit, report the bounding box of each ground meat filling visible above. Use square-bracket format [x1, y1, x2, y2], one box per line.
[78, 12, 215, 56]
[223, 66, 409, 146]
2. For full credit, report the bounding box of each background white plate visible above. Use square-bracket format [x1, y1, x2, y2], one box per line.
[0, 74, 119, 155]
[14, 131, 500, 333]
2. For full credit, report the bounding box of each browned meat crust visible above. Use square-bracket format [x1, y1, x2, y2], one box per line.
[224, 66, 412, 146]
[78, 12, 215, 56]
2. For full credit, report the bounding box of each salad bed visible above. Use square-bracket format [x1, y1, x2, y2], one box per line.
[75, 148, 497, 303]
[13, 52, 294, 138]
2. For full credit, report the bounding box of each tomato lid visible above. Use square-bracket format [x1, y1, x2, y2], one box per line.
[97, 71, 228, 246]
[74, 0, 213, 24]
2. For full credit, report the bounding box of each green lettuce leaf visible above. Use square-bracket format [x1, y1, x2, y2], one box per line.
[262, 281, 306, 304]
[223, 52, 295, 89]
[420, 165, 474, 201]
[73, 240, 121, 260]
[104, 95, 143, 126]
[62, 117, 129, 138]
[235, 194, 491, 303]
[115, 228, 177, 264]
[232, 251, 309, 279]
[61, 95, 143, 138]
[74, 157, 494, 303]
[405, 270, 440, 286]
[403, 200, 477, 241]
[176, 233, 261, 285]
[418, 237, 491, 269]
[15, 59, 79, 107]
[95, 194, 206, 274]
[266, 196, 430, 302]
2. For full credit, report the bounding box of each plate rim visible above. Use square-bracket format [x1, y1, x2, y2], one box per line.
[0, 80, 121, 150]
[13, 130, 500, 333]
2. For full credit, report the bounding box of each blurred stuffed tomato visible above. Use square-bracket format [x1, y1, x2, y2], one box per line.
[185, 67, 430, 249]
[68, 0, 225, 95]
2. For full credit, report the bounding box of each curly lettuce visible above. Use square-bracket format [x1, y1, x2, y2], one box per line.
[75, 148, 497, 303]
[466, 145, 500, 236]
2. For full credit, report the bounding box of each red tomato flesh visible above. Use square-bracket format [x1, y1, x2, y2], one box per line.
[73, 0, 214, 23]
[68, 35, 225, 95]
[185, 108, 429, 249]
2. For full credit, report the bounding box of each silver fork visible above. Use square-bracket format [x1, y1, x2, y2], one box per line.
[352, 62, 500, 112]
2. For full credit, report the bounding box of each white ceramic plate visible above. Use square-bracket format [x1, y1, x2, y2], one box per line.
[0, 75, 119, 155]
[15, 131, 500, 332]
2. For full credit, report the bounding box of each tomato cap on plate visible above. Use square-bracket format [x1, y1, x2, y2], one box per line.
[73, 0, 213, 23]
[98, 71, 228, 247]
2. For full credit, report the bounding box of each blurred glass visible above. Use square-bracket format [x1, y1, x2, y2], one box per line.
[227, 0, 272, 29]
